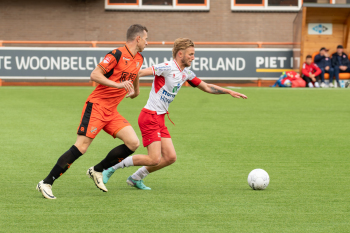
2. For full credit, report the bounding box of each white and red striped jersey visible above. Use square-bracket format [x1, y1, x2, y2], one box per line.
[144, 60, 202, 114]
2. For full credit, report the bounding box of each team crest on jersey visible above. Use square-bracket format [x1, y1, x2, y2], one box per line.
[90, 127, 97, 134]
[173, 74, 175, 79]
[182, 74, 186, 81]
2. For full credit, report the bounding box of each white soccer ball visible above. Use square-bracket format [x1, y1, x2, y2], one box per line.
[247, 169, 270, 190]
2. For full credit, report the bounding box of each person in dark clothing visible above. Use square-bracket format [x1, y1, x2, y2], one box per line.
[331, 45, 350, 88]
[314, 47, 334, 88]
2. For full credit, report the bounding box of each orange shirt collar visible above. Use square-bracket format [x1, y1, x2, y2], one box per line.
[124, 44, 135, 59]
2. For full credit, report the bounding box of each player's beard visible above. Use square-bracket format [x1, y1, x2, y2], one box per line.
[181, 57, 191, 67]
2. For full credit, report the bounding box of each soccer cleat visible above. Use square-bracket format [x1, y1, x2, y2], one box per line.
[329, 83, 334, 88]
[86, 166, 108, 192]
[314, 82, 320, 88]
[320, 82, 326, 88]
[36, 180, 56, 199]
[102, 167, 115, 184]
[126, 176, 151, 190]
[346, 81, 350, 88]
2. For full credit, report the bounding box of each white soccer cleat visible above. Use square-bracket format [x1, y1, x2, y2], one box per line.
[36, 180, 56, 199]
[314, 82, 320, 88]
[308, 82, 314, 88]
[86, 167, 108, 192]
[329, 83, 334, 88]
[320, 82, 326, 88]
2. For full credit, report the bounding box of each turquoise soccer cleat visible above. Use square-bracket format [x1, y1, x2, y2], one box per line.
[102, 167, 115, 184]
[126, 176, 151, 190]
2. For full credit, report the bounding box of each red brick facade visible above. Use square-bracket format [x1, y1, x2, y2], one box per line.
[0, 0, 297, 46]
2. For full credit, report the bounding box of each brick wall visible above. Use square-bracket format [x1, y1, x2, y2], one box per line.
[0, 0, 297, 45]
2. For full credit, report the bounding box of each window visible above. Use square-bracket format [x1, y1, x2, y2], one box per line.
[235, 0, 264, 4]
[334, 0, 350, 3]
[105, 0, 209, 10]
[232, 0, 333, 11]
[142, 0, 172, 5]
[268, 0, 298, 6]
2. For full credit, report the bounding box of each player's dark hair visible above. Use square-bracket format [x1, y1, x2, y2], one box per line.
[306, 55, 312, 59]
[127, 24, 148, 42]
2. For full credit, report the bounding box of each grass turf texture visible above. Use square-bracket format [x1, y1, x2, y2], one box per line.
[0, 86, 349, 232]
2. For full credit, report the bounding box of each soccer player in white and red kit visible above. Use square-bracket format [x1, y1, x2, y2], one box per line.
[103, 38, 247, 190]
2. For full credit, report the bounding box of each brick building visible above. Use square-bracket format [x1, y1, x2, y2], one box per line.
[0, 0, 314, 46]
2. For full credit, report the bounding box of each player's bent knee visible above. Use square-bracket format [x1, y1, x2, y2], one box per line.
[149, 156, 161, 166]
[154, 157, 162, 166]
[167, 154, 177, 165]
[125, 139, 140, 152]
[75, 144, 88, 155]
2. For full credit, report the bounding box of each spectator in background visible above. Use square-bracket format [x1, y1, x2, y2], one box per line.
[331, 45, 350, 88]
[302, 55, 322, 88]
[314, 47, 333, 88]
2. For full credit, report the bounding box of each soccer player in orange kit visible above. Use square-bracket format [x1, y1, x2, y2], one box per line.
[36, 24, 148, 199]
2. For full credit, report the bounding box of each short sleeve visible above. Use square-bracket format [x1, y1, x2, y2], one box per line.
[152, 62, 172, 77]
[186, 69, 202, 87]
[98, 49, 121, 74]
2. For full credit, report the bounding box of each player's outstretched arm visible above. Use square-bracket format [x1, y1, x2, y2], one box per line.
[197, 81, 247, 99]
[91, 66, 134, 95]
[138, 67, 154, 77]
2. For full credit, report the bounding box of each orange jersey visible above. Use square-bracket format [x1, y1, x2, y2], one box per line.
[86, 45, 144, 112]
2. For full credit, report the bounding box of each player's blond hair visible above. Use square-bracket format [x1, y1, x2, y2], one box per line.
[172, 38, 195, 59]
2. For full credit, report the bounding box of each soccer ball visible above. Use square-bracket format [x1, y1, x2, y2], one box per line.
[247, 169, 270, 190]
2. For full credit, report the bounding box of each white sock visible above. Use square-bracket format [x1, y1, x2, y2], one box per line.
[131, 166, 149, 180]
[112, 156, 134, 170]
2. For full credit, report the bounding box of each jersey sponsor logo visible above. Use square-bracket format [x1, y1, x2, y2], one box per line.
[120, 72, 136, 82]
[123, 57, 130, 65]
[90, 127, 97, 134]
[103, 57, 111, 63]
[160, 89, 175, 104]
[172, 83, 181, 93]
[155, 66, 170, 71]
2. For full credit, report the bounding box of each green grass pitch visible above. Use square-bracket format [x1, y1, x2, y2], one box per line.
[0, 86, 349, 232]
